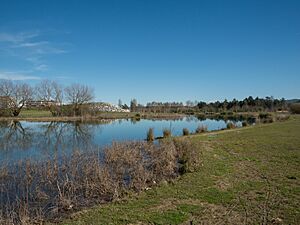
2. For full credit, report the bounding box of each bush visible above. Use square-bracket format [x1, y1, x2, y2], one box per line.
[146, 128, 155, 142]
[226, 122, 236, 129]
[258, 113, 274, 123]
[262, 117, 274, 123]
[290, 103, 300, 114]
[163, 129, 172, 138]
[275, 114, 290, 122]
[195, 125, 207, 133]
[0, 140, 183, 224]
[242, 121, 248, 127]
[182, 128, 189, 136]
[173, 139, 201, 174]
[258, 112, 272, 119]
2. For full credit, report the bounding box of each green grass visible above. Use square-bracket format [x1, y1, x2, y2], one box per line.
[61, 116, 300, 225]
[19, 109, 52, 117]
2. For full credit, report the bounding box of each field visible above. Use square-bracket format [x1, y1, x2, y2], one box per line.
[61, 116, 300, 225]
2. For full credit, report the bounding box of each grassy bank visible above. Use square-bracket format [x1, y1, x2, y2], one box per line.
[61, 116, 300, 224]
[0, 109, 185, 122]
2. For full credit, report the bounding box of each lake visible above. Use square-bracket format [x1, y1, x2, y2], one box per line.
[0, 117, 243, 163]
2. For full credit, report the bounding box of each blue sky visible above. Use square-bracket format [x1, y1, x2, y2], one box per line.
[0, 0, 299, 104]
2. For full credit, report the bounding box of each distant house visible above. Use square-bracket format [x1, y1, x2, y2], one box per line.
[24, 100, 59, 108]
[90, 102, 130, 113]
[0, 96, 12, 109]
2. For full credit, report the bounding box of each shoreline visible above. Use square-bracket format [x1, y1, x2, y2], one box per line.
[0, 111, 290, 122]
[0, 112, 186, 122]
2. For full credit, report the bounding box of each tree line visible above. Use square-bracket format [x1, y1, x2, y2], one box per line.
[0, 80, 94, 117]
[130, 96, 288, 113]
[0, 79, 293, 117]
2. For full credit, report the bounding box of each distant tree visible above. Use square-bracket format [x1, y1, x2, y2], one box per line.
[123, 104, 129, 110]
[118, 99, 122, 108]
[52, 82, 64, 116]
[35, 80, 53, 103]
[65, 83, 94, 116]
[35, 80, 64, 116]
[130, 99, 138, 111]
[186, 100, 194, 107]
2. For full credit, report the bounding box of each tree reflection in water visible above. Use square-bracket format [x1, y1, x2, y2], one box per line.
[0, 121, 100, 161]
[0, 121, 33, 151]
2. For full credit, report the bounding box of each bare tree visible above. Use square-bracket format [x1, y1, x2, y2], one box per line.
[52, 81, 64, 116]
[65, 83, 94, 116]
[0, 80, 14, 96]
[35, 80, 64, 116]
[35, 80, 54, 103]
[0, 81, 33, 116]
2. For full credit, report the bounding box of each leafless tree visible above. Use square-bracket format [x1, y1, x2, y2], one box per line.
[35, 80, 64, 116]
[0, 81, 33, 116]
[0, 80, 14, 96]
[65, 83, 94, 116]
[11, 83, 33, 116]
[52, 81, 64, 116]
[35, 80, 54, 102]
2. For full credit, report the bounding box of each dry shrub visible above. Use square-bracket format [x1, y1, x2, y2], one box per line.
[258, 113, 274, 123]
[275, 114, 290, 122]
[242, 121, 248, 127]
[226, 122, 236, 129]
[196, 124, 207, 133]
[0, 138, 201, 224]
[182, 128, 189, 136]
[147, 140, 178, 181]
[163, 129, 172, 138]
[290, 103, 300, 114]
[146, 128, 155, 142]
[173, 139, 201, 174]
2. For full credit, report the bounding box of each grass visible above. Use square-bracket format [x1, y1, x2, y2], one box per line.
[61, 115, 300, 225]
[18, 109, 52, 118]
[0, 109, 185, 122]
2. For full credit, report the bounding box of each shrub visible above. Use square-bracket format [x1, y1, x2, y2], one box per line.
[146, 128, 155, 141]
[182, 128, 189, 136]
[258, 112, 272, 119]
[0, 140, 185, 224]
[242, 121, 248, 127]
[262, 117, 274, 123]
[173, 139, 201, 174]
[163, 129, 172, 138]
[226, 122, 236, 129]
[290, 103, 300, 114]
[275, 114, 290, 122]
[258, 112, 274, 123]
[195, 125, 207, 133]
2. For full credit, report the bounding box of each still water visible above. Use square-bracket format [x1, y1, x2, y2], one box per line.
[0, 117, 242, 162]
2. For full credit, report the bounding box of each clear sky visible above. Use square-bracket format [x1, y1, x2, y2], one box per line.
[0, 0, 299, 104]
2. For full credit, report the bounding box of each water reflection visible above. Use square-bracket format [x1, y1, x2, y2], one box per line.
[0, 121, 33, 151]
[0, 117, 248, 162]
[37, 121, 96, 152]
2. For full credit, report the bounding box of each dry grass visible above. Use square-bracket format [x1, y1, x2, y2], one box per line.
[163, 129, 172, 138]
[0, 139, 199, 224]
[146, 128, 155, 142]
